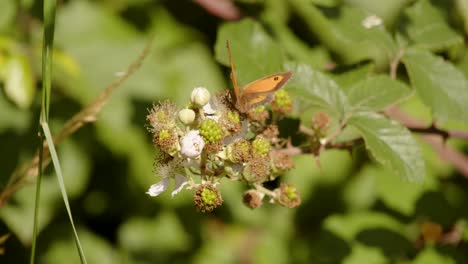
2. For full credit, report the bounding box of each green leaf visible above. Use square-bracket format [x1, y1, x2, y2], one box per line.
[348, 111, 425, 181]
[41, 229, 119, 264]
[41, 122, 87, 263]
[344, 0, 408, 27]
[215, 18, 286, 85]
[0, 0, 16, 33]
[403, 0, 463, 51]
[1, 54, 35, 109]
[346, 75, 411, 111]
[373, 165, 435, 216]
[285, 63, 350, 120]
[118, 211, 191, 253]
[289, 0, 397, 69]
[413, 247, 457, 264]
[324, 212, 406, 241]
[403, 49, 468, 124]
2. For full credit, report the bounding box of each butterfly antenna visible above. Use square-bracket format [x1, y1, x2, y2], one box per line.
[226, 40, 239, 96]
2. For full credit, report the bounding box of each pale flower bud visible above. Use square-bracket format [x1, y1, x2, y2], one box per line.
[191, 87, 211, 107]
[180, 130, 205, 158]
[178, 108, 196, 125]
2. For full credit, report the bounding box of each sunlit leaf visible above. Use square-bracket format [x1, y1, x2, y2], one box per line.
[403, 49, 468, 124]
[403, 0, 463, 51]
[348, 111, 425, 181]
[285, 63, 350, 120]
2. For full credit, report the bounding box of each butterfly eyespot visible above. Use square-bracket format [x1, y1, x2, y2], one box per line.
[274, 77, 279, 81]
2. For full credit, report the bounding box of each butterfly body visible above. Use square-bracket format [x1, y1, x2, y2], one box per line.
[226, 41, 292, 113]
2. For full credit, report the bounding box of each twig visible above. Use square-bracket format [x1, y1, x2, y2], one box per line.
[0, 35, 154, 208]
[386, 106, 468, 178]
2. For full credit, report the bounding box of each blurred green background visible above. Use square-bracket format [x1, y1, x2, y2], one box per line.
[1, 0, 468, 263]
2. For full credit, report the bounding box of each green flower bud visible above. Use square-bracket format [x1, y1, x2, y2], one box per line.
[191, 87, 211, 107]
[178, 108, 196, 125]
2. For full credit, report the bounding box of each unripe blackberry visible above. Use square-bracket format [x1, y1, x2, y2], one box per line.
[252, 137, 270, 157]
[193, 184, 223, 213]
[227, 140, 252, 163]
[271, 90, 293, 114]
[274, 183, 301, 208]
[153, 129, 179, 156]
[243, 157, 269, 183]
[247, 106, 269, 122]
[200, 119, 223, 143]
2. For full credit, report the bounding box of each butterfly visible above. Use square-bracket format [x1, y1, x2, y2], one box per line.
[226, 40, 292, 114]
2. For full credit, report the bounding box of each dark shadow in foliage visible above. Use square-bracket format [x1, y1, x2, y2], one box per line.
[434, 243, 468, 264]
[356, 228, 412, 260]
[414, 191, 457, 228]
[295, 183, 346, 235]
[307, 229, 351, 264]
[293, 183, 348, 263]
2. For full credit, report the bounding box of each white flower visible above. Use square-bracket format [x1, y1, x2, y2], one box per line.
[191, 87, 211, 107]
[146, 174, 189, 198]
[203, 101, 216, 115]
[362, 15, 382, 29]
[146, 177, 170, 197]
[180, 130, 205, 158]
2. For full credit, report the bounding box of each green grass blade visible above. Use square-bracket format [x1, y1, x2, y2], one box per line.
[30, 0, 56, 263]
[41, 122, 88, 263]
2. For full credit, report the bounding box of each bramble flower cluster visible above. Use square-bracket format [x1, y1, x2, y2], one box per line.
[146, 86, 301, 212]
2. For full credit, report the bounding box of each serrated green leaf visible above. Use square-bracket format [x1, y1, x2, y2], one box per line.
[403, 0, 463, 51]
[346, 75, 411, 111]
[348, 111, 425, 181]
[215, 19, 286, 85]
[285, 63, 349, 120]
[403, 49, 468, 124]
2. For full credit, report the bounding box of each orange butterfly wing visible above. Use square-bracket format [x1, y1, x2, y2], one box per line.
[240, 72, 292, 110]
[226, 40, 292, 113]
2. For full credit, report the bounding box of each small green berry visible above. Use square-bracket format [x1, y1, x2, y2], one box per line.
[227, 111, 240, 124]
[274, 183, 301, 208]
[252, 137, 270, 156]
[271, 90, 293, 114]
[194, 184, 223, 213]
[199, 119, 223, 143]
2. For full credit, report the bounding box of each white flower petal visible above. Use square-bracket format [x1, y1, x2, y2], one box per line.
[146, 177, 170, 197]
[171, 174, 189, 197]
[203, 102, 217, 115]
[180, 130, 205, 158]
